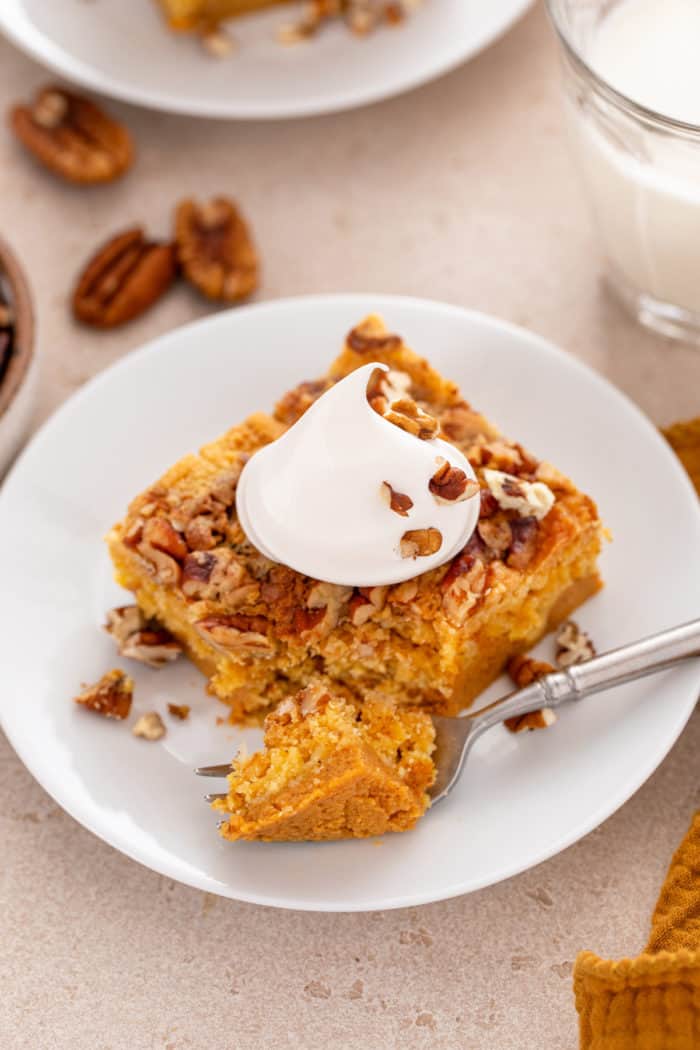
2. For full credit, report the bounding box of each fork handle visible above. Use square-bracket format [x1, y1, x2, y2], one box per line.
[472, 618, 700, 733]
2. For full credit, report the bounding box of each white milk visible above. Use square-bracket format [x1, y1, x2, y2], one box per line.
[569, 0, 700, 314]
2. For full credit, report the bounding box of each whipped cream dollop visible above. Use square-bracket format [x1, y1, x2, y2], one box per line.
[236, 363, 481, 587]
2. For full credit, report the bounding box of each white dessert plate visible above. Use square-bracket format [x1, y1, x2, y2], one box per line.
[1, 294, 699, 913]
[0, 0, 532, 120]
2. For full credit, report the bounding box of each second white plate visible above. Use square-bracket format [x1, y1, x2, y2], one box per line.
[0, 0, 532, 119]
[1, 294, 699, 911]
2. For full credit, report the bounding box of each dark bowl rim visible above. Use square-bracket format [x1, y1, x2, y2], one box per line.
[0, 234, 35, 422]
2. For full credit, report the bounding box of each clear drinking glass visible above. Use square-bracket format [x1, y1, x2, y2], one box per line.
[546, 0, 700, 344]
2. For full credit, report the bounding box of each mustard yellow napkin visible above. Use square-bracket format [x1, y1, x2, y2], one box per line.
[663, 417, 700, 496]
[574, 812, 700, 1049]
[574, 422, 700, 1048]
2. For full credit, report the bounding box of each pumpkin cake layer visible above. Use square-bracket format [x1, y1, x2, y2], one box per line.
[107, 314, 603, 723]
[214, 684, 435, 841]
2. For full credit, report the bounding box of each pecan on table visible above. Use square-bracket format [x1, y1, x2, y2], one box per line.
[73, 227, 177, 328]
[9, 86, 133, 184]
[174, 197, 259, 302]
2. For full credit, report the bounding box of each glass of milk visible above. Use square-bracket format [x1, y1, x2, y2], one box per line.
[546, 0, 700, 344]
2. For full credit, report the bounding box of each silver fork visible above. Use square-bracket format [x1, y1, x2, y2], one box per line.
[196, 619, 700, 806]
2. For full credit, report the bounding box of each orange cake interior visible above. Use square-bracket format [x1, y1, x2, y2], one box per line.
[214, 683, 435, 841]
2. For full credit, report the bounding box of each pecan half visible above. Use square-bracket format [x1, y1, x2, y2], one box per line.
[175, 197, 259, 302]
[429, 461, 479, 504]
[555, 621, 596, 667]
[10, 86, 133, 184]
[73, 228, 177, 328]
[381, 481, 413, 517]
[74, 669, 133, 720]
[400, 527, 442, 559]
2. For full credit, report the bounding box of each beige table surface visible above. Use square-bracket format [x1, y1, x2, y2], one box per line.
[1, 4, 699, 1048]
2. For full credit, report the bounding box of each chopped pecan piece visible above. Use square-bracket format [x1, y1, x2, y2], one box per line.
[305, 582, 353, 633]
[507, 517, 539, 571]
[132, 711, 166, 740]
[359, 584, 389, 611]
[348, 593, 374, 626]
[478, 488, 499, 519]
[439, 402, 492, 444]
[441, 556, 487, 626]
[381, 481, 413, 517]
[508, 654, 556, 689]
[366, 367, 411, 414]
[10, 86, 133, 184]
[400, 527, 442, 559]
[122, 630, 182, 669]
[135, 517, 188, 586]
[175, 197, 259, 302]
[483, 468, 554, 521]
[504, 655, 557, 733]
[181, 550, 215, 587]
[505, 708, 557, 734]
[477, 516, 512, 559]
[555, 621, 596, 667]
[144, 517, 188, 560]
[74, 669, 133, 720]
[346, 316, 401, 354]
[292, 606, 327, 634]
[167, 703, 191, 721]
[73, 228, 177, 328]
[384, 397, 439, 441]
[389, 578, 418, 604]
[428, 461, 479, 504]
[105, 605, 182, 668]
[275, 378, 333, 425]
[104, 605, 144, 647]
[196, 614, 272, 653]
